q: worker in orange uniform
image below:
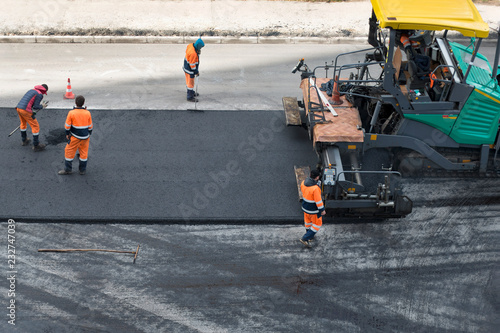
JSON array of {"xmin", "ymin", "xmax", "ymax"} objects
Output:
[
  {"xmin": 400, "ymin": 34, "xmax": 416, "ymax": 56},
  {"xmin": 183, "ymin": 38, "xmax": 205, "ymax": 102},
  {"xmin": 58, "ymin": 95, "xmax": 93, "ymax": 175},
  {"xmin": 16, "ymin": 84, "xmax": 49, "ymax": 151},
  {"xmin": 400, "ymin": 32, "xmax": 430, "ymax": 76},
  {"xmin": 299, "ymin": 169, "xmax": 326, "ymax": 248}
]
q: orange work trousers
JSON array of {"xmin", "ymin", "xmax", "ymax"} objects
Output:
[
  {"xmin": 17, "ymin": 108, "xmax": 40, "ymax": 135},
  {"xmin": 304, "ymin": 212, "xmax": 323, "ymax": 232},
  {"xmin": 65, "ymin": 136, "xmax": 90, "ymax": 161},
  {"xmin": 185, "ymin": 72, "xmax": 195, "ymax": 90}
]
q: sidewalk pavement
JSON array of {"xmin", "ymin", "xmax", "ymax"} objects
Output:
[{"xmin": 1, "ymin": 0, "xmax": 499, "ymax": 44}]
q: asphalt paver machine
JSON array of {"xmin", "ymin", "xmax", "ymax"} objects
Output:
[{"xmin": 284, "ymin": 0, "xmax": 500, "ymax": 218}]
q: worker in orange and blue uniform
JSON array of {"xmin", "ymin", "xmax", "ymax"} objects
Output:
[
  {"xmin": 183, "ymin": 38, "xmax": 205, "ymax": 102},
  {"xmin": 299, "ymin": 169, "xmax": 326, "ymax": 247},
  {"xmin": 58, "ymin": 95, "xmax": 93, "ymax": 175},
  {"xmin": 16, "ymin": 84, "xmax": 49, "ymax": 151},
  {"xmin": 400, "ymin": 32, "xmax": 430, "ymax": 76}
]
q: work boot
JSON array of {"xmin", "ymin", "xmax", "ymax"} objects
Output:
[
  {"xmin": 78, "ymin": 160, "xmax": 87, "ymax": 175},
  {"xmin": 58, "ymin": 169, "xmax": 72, "ymax": 175},
  {"xmin": 21, "ymin": 138, "xmax": 31, "ymax": 146},
  {"xmin": 32, "ymin": 143, "xmax": 46, "ymax": 152},
  {"xmin": 299, "ymin": 239, "xmax": 311, "ymax": 248},
  {"xmin": 187, "ymin": 89, "xmax": 198, "ymax": 101}
]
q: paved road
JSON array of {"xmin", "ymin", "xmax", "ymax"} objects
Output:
[
  {"xmin": 0, "ymin": 43, "xmax": 366, "ymax": 111},
  {"xmin": 2, "ymin": 43, "xmax": 497, "ymax": 110},
  {"xmin": 0, "ymin": 107, "xmax": 317, "ymax": 222}
]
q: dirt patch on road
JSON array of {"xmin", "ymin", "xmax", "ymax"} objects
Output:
[{"xmin": 46, "ymin": 128, "xmax": 68, "ymax": 146}]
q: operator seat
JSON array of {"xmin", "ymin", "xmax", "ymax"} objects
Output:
[{"xmin": 406, "ymin": 55, "xmax": 430, "ymax": 90}]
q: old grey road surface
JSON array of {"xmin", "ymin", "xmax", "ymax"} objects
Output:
[{"xmin": 2, "ymin": 203, "xmax": 499, "ymax": 332}]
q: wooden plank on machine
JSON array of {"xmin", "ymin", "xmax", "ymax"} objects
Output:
[
  {"xmin": 294, "ymin": 165, "xmax": 310, "ymax": 201},
  {"xmin": 282, "ymin": 97, "xmax": 302, "ymax": 126}
]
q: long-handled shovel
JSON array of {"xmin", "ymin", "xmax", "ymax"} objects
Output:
[{"xmin": 188, "ymin": 76, "xmax": 203, "ymax": 112}]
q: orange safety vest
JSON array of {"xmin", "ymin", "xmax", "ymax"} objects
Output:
[
  {"xmin": 401, "ymin": 34, "xmax": 419, "ymax": 49},
  {"xmin": 65, "ymin": 107, "xmax": 93, "ymax": 139},
  {"xmin": 301, "ymin": 180, "xmax": 324, "ymax": 216},
  {"xmin": 183, "ymin": 43, "xmax": 199, "ymax": 75}
]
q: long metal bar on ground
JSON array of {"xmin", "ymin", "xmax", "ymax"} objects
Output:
[
  {"xmin": 38, "ymin": 249, "xmax": 137, "ymax": 253},
  {"xmin": 38, "ymin": 246, "xmax": 141, "ymax": 263}
]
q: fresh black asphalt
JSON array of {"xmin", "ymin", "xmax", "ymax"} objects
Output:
[{"xmin": 1, "ymin": 107, "xmax": 316, "ymax": 222}]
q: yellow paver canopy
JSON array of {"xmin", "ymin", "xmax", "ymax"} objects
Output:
[{"xmin": 370, "ymin": 0, "xmax": 489, "ymax": 38}]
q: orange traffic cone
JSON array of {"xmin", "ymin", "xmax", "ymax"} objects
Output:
[
  {"xmin": 331, "ymin": 75, "xmax": 343, "ymax": 105},
  {"xmin": 64, "ymin": 78, "xmax": 75, "ymax": 99}
]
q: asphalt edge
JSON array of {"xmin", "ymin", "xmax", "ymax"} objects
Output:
[
  {"xmin": 0, "ymin": 215, "xmax": 389, "ymax": 224},
  {"xmin": 1, "ymin": 216, "xmax": 303, "ymax": 224}
]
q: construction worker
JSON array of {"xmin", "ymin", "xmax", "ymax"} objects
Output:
[
  {"xmin": 299, "ymin": 169, "xmax": 326, "ymax": 248},
  {"xmin": 16, "ymin": 84, "xmax": 49, "ymax": 151},
  {"xmin": 400, "ymin": 32, "xmax": 430, "ymax": 76},
  {"xmin": 183, "ymin": 38, "xmax": 204, "ymax": 102},
  {"xmin": 400, "ymin": 33, "xmax": 416, "ymax": 57},
  {"xmin": 58, "ymin": 95, "xmax": 93, "ymax": 175}
]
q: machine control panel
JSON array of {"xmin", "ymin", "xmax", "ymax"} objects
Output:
[{"xmin": 323, "ymin": 168, "xmax": 336, "ymax": 186}]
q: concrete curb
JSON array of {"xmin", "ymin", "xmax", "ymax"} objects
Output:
[{"xmin": 0, "ymin": 35, "xmax": 369, "ymax": 44}]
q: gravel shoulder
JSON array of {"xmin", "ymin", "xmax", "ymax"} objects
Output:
[{"xmin": 1, "ymin": 0, "xmax": 499, "ymax": 38}]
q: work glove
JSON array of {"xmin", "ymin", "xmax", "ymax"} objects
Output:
[
  {"xmin": 42, "ymin": 100, "xmax": 49, "ymax": 108},
  {"xmin": 31, "ymin": 111, "xmax": 37, "ymax": 119}
]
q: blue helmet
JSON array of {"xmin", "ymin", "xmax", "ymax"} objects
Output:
[{"xmin": 194, "ymin": 38, "xmax": 205, "ymax": 51}]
